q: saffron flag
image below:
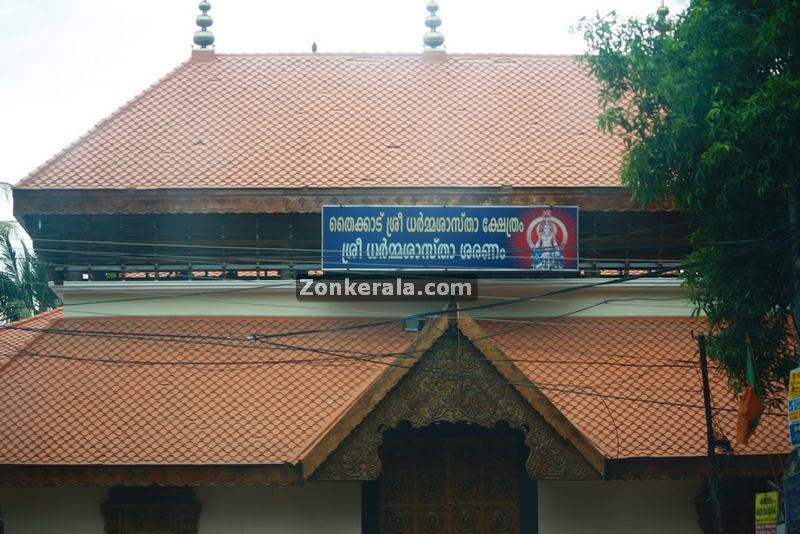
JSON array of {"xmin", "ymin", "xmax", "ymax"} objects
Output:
[{"xmin": 737, "ymin": 340, "xmax": 764, "ymax": 445}]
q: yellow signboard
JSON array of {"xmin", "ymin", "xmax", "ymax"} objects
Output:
[
  {"xmin": 789, "ymin": 369, "xmax": 800, "ymax": 401},
  {"xmin": 755, "ymin": 491, "xmax": 779, "ymax": 525}
]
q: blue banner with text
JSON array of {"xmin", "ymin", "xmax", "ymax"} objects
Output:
[{"xmin": 322, "ymin": 205, "xmax": 579, "ymax": 271}]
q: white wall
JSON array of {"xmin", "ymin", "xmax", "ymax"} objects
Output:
[
  {"xmin": 57, "ymin": 279, "xmax": 693, "ymax": 318},
  {"xmin": 1, "ymin": 480, "xmax": 702, "ymax": 533},
  {"xmin": 538, "ymin": 479, "xmax": 703, "ymax": 534},
  {"xmin": 0, "ymin": 483, "xmax": 362, "ymax": 534},
  {"xmin": 197, "ymin": 482, "xmax": 361, "ymax": 534},
  {"xmin": 197, "ymin": 483, "xmax": 361, "ymax": 534}
]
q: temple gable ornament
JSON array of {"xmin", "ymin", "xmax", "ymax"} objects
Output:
[{"xmin": 311, "ymin": 319, "xmax": 600, "ymax": 481}]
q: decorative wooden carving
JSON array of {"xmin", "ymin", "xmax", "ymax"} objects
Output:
[
  {"xmin": 313, "ymin": 329, "xmax": 597, "ymax": 480},
  {"xmin": 102, "ymin": 487, "xmax": 200, "ymax": 534}
]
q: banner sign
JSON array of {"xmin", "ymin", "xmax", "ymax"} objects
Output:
[
  {"xmin": 785, "ymin": 473, "xmax": 800, "ymax": 533},
  {"xmin": 755, "ymin": 491, "xmax": 779, "ymax": 534},
  {"xmin": 789, "ymin": 368, "xmax": 800, "ymax": 448},
  {"xmin": 321, "ymin": 205, "xmax": 579, "ymax": 271}
]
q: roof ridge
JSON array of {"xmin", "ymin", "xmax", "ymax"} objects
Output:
[
  {"xmin": 1, "ymin": 307, "xmax": 63, "ymax": 328},
  {"xmin": 214, "ymin": 52, "xmax": 581, "ymax": 59},
  {"xmin": 484, "ymin": 315, "xmax": 699, "ymax": 321},
  {"xmin": 14, "ymin": 58, "xmax": 194, "ymax": 188},
  {"xmin": 54, "ymin": 314, "xmax": 395, "ymax": 322}
]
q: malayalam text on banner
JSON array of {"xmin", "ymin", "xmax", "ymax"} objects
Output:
[
  {"xmin": 321, "ymin": 205, "xmax": 579, "ymax": 271},
  {"xmin": 755, "ymin": 491, "xmax": 779, "ymax": 534}
]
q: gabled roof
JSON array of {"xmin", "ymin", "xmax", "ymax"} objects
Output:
[
  {"xmin": 302, "ymin": 313, "xmax": 606, "ymax": 480},
  {"xmin": 0, "ymin": 310, "xmax": 788, "ymax": 484},
  {"xmin": 15, "ymin": 53, "xmax": 623, "ymax": 191}
]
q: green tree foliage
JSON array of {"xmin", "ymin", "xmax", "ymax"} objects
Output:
[
  {"xmin": 580, "ymin": 0, "xmax": 800, "ymax": 404},
  {"xmin": 0, "ymin": 185, "xmax": 59, "ymax": 323},
  {"xmin": 0, "ymin": 222, "xmax": 59, "ymax": 323}
]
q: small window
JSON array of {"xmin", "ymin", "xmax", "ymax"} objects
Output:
[{"xmin": 102, "ymin": 487, "xmax": 200, "ymax": 534}]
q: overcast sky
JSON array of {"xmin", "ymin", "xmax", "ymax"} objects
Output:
[{"xmin": 0, "ymin": 0, "xmax": 686, "ymax": 218}]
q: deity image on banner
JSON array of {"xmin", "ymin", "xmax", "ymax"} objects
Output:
[{"xmin": 527, "ymin": 209, "xmax": 568, "ymax": 270}]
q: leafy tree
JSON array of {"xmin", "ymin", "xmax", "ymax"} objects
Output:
[
  {"xmin": 580, "ymin": 0, "xmax": 800, "ymax": 404},
  {"xmin": 0, "ymin": 185, "xmax": 59, "ymax": 323}
]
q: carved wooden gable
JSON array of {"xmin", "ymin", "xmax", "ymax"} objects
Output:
[{"xmin": 311, "ymin": 321, "xmax": 601, "ymax": 481}]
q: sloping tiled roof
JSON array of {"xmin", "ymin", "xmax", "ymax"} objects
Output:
[
  {"xmin": 480, "ymin": 317, "xmax": 788, "ymax": 459},
  {"xmin": 16, "ymin": 53, "xmax": 623, "ymax": 191},
  {"xmin": 0, "ymin": 311, "xmax": 410, "ymax": 465},
  {"xmin": 0, "ymin": 311, "xmax": 787, "ymax": 469}
]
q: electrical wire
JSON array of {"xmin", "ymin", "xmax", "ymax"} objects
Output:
[
  {"xmin": 0, "ymin": 236, "xmax": 790, "ymax": 413},
  {"xmin": 0, "ymin": 282, "xmax": 731, "ymax": 376},
  {"xmin": 3, "ymin": 332, "xmax": 784, "ymax": 419},
  {"xmin": 6, "ymin": 221, "xmax": 787, "ymax": 276},
  {"xmin": 15, "ymin": 215, "xmax": 705, "ymax": 252},
  {"xmin": 0, "ymin": 240, "xmax": 777, "ymax": 343}
]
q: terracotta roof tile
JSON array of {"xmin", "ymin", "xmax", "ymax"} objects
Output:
[
  {"xmin": 483, "ymin": 316, "xmax": 788, "ymax": 459},
  {"xmin": 0, "ymin": 312, "xmax": 413, "ymax": 465},
  {"xmin": 0, "ymin": 310, "xmax": 63, "ymax": 370},
  {"xmin": 0, "ymin": 312, "xmax": 786, "ymax": 467},
  {"xmin": 16, "ymin": 54, "xmax": 623, "ymax": 191}
]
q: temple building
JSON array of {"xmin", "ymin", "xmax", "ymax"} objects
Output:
[{"xmin": 0, "ymin": 2, "xmax": 790, "ymax": 533}]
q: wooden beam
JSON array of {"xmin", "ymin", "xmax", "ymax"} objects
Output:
[
  {"xmin": 0, "ymin": 464, "xmax": 302, "ymax": 487},
  {"xmin": 605, "ymin": 454, "xmax": 788, "ymax": 481},
  {"xmin": 13, "ymin": 187, "xmax": 672, "ymax": 216}
]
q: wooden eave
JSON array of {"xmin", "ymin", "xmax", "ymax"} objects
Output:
[
  {"xmin": 12, "ymin": 186, "xmax": 672, "ymax": 216},
  {"xmin": 0, "ymin": 453, "xmax": 787, "ymax": 486},
  {"xmin": 605, "ymin": 454, "xmax": 789, "ymax": 481},
  {"xmin": 0, "ymin": 464, "xmax": 302, "ymax": 487}
]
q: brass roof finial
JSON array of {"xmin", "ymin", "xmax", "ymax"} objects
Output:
[
  {"xmin": 423, "ymin": 1, "xmax": 445, "ymax": 49},
  {"xmin": 193, "ymin": 1, "xmax": 215, "ymax": 49},
  {"xmin": 655, "ymin": 1, "xmax": 670, "ymax": 35}
]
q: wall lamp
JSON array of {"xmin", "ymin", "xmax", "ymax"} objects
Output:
[{"xmin": 402, "ymin": 318, "xmax": 426, "ymax": 333}]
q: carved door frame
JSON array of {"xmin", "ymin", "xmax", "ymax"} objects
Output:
[{"xmin": 367, "ymin": 422, "xmax": 539, "ymax": 534}]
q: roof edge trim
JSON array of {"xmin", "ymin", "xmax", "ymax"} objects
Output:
[
  {"xmin": 456, "ymin": 313, "xmax": 607, "ymax": 474},
  {"xmin": 14, "ymin": 187, "xmax": 665, "ymax": 216},
  {"xmin": 298, "ymin": 314, "xmax": 451, "ymax": 476},
  {"xmin": 0, "ymin": 463, "xmax": 302, "ymax": 487}
]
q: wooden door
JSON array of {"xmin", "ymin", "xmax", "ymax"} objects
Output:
[{"xmin": 380, "ymin": 435, "xmax": 520, "ymax": 534}]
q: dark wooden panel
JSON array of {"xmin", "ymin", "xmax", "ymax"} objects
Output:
[
  {"xmin": 380, "ymin": 435, "xmax": 521, "ymax": 534},
  {"xmin": 14, "ymin": 187, "xmax": 670, "ymax": 216}
]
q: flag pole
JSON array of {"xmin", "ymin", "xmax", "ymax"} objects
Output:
[{"xmin": 699, "ymin": 333, "xmax": 723, "ymax": 534}]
